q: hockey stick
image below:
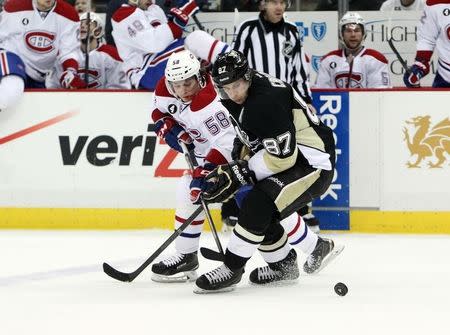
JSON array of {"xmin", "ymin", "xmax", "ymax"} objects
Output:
[
  {"xmin": 84, "ymin": 12, "xmax": 90, "ymax": 87},
  {"xmin": 192, "ymin": 13, "xmax": 205, "ymax": 31},
  {"xmin": 179, "ymin": 142, "xmax": 225, "ymax": 259},
  {"xmin": 388, "ymin": 38, "xmax": 409, "ymax": 73},
  {"xmin": 103, "ymin": 206, "xmax": 203, "ymax": 282}
]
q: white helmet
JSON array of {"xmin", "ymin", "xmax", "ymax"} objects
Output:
[
  {"xmin": 165, "ymin": 50, "xmax": 202, "ymax": 82},
  {"xmin": 339, "ymin": 12, "xmax": 366, "ymax": 40},
  {"xmin": 80, "ymin": 12, "xmax": 104, "ymax": 40}
]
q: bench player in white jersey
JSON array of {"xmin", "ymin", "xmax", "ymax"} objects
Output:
[
  {"xmin": 404, "ymin": 0, "xmax": 450, "ymax": 88},
  {"xmin": 380, "ymin": 0, "xmax": 425, "ymax": 11},
  {"xmin": 0, "ymin": 0, "xmax": 85, "ymax": 89},
  {"xmin": 46, "ymin": 12, "xmax": 130, "ymax": 89},
  {"xmin": 149, "ymin": 50, "xmax": 235, "ymax": 282},
  {"xmin": 315, "ymin": 12, "xmax": 391, "ymax": 88},
  {"xmin": 111, "ymin": 0, "xmax": 230, "ymax": 90}
]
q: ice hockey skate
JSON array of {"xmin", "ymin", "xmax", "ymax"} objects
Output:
[
  {"xmin": 249, "ymin": 249, "xmax": 299, "ymax": 285},
  {"xmin": 303, "ymin": 237, "xmax": 344, "ymax": 274},
  {"xmin": 194, "ymin": 264, "xmax": 244, "ymax": 294},
  {"xmin": 151, "ymin": 252, "xmax": 199, "ymax": 283}
]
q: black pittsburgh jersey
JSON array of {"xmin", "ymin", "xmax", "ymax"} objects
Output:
[{"xmin": 222, "ymin": 71, "xmax": 335, "ymax": 181}]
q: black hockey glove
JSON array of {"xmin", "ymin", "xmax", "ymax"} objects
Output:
[
  {"xmin": 202, "ymin": 160, "xmax": 256, "ymax": 203},
  {"xmin": 231, "ymin": 137, "xmax": 252, "ymax": 160}
]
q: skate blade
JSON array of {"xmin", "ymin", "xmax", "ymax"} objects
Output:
[
  {"xmin": 307, "ymin": 244, "xmax": 345, "ymax": 275},
  {"xmin": 249, "ymin": 278, "xmax": 299, "ymax": 287},
  {"xmin": 151, "ymin": 270, "xmax": 198, "ymax": 283},
  {"xmin": 193, "ymin": 285, "xmax": 237, "ymax": 294}
]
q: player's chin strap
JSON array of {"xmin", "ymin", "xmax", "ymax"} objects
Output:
[{"xmin": 179, "ymin": 141, "xmax": 225, "ymax": 261}]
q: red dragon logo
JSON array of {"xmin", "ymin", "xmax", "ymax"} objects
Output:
[{"xmin": 25, "ymin": 31, "xmax": 56, "ymax": 53}]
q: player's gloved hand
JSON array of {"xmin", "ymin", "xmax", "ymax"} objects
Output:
[
  {"xmin": 403, "ymin": 60, "xmax": 429, "ymax": 88},
  {"xmin": 231, "ymin": 136, "xmax": 251, "ymax": 160},
  {"xmin": 169, "ymin": 0, "xmax": 199, "ymax": 29},
  {"xmin": 60, "ymin": 69, "xmax": 87, "ymax": 89},
  {"xmin": 202, "ymin": 160, "xmax": 256, "ymax": 203},
  {"xmin": 155, "ymin": 117, "xmax": 193, "ymax": 153},
  {"xmin": 189, "ymin": 163, "xmax": 215, "ymax": 204}
]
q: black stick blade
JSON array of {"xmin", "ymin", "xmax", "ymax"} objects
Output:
[
  {"xmin": 103, "ymin": 262, "xmax": 134, "ymax": 282},
  {"xmin": 200, "ymin": 247, "xmax": 224, "ymax": 262}
]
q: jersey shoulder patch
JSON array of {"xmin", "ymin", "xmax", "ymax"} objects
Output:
[
  {"xmin": 54, "ymin": 0, "xmax": 79, "ymax": 22},
  {"xmin": 190, "ymin": 76, "xmax": 217, "ymax": 112},
  {"xmin": 155, "ymin": 76, "xmax": 173, "ymax": 98},
  {"xmin": 112, "ymin": 5, "xmax": 137, "ymax": 23},
  {"xmin": 322, "ymin": 49, "xmax": 342, "ymax": 61},
  {"xmin": 362, "ymin": 49, "xmax": 388, "ymax": 64},
  {"xmin": 4, "ymin": 0, "xmax": 33, "ymax": 13},
  {"xmin": 97, "ymin": 44, "xmax": 122, "ymax": 62}
]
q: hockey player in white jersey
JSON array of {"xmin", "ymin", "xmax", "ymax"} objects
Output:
[
  {"xmin": 315, "ymin": 12, "xmax": 391, "ymax": 88},
  {"xmin": 111, "ymin": 0, "xmax": 230, "ymax": 90},
  {"xmin": 404, "ymin": 0, "xmax": 450, "ymax": 88},
  {"xmin": 380, "ymin": 0, "xmax": 425, "ymax": 11},
  {"xmin": 46, "ymin": 12, "xmax": 130, "ymax": 89},
  {"xmin": 149, "ymin": 50, "xmax": 235, "ymax": 282},
  {"xmin": 0, "ymin": 0, "xmax": 86, "ymax": 89}
]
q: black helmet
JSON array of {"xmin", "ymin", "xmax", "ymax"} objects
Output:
[{"xmin": 212, "ymin": 50, "xmax": 252, "ymax": 87}]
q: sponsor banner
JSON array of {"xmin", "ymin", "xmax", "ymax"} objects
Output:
[
  {"xmin": 0, "ymin": 91, "xmax": 187, "ymax": 208},
  {"xmin": 311, "ymin": 91, "xmax": 350, "ymax": 230},
  {"xmin": 379, "ymin": 91, "xmax": 450, "ymax": 211},
  {"xmin": 188, "ymin": 12, "xmax": 338, "ymax": 84}
]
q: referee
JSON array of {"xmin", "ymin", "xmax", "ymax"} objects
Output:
[
  {"xmin": 228, "ymin": 0, "xmax": 321, "ymax": 233},
  {"xmin": 233, "ymin": 0, "xmax": 312, "ymax": 103}
]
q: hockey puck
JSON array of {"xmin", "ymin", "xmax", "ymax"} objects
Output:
[{"xmin": 334, "ymin": 282, "xmax": 348, "ymax": 296}]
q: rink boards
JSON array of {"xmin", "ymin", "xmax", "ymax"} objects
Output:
[{"xmin": 0, "ymin": 89, "xmax": 449, "ymax": 233}]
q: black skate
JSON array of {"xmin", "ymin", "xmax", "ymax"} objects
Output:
[
  {"xmin": 194, "ymin": 264, "xmax": 244, "ymax": 294},
  {"xmin": 151, "ymin": 252, "xmax": 199, "ymax": 283},
  {"xmin": 249, "ymin": 249, "xmax": 299, "ymax": 285},
  {"xmin": 303, "ymin": 237, "xmax": 344, "ymax": 274}
]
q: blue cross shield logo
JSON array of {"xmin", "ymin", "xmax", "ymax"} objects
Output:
[
  {"xmin": 311, "ymin": 55, "xmax": 322, "ymax": 73},
  {"xmin": 311, "ymin": 22, "xmax": 327, "ymax": 41}
]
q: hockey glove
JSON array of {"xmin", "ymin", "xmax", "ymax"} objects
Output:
[
  {"xmin": 403, "ymin": 60, "xmax": 430, "ymax": 88},
  {"xmin": 60, "ymin": 69, "xmax": 87, "ymax": 89},
  {"xmin": 155, "ymin": 117, "xmax": 193, "ymax": 153},
  {"xmin": 231, "ymin": 136, "xmax": 252, "ymax": 161},
  {"xmin": 169, "ymin": 0, "xmax": 199, "ymax": 29},
  {"xmin": 189, "ymin": 163, "xmax": 216, "ymax": 204},
  {"xmin": 202, "ymin": 160, "xmax": 256, "ymax": 203}
]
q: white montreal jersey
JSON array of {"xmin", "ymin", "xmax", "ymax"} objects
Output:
[
  {"xmin": 46, "ymin": 45, "xmax": 130, "ymax": 89},
  {"xmin": 112, "ymin": 4, "xmax": 175, "ymax": 74},
  {"xmin": 417, "ymin": 0, "xmax": 450, "ymax": 82},
  {"xmin": 380, "ymin": 0, "xmax": 425, "ymax": 11},
  {"xmin": 314, "ymin": 47, "xmax": 391, "ymax": 88},
  {"xmin": 152, "ymin": 76, "xmax": 235, "ymax": 164},
  {"xmin": 0, "ymin": 0, "xmax": 79, "ymax": 82}
]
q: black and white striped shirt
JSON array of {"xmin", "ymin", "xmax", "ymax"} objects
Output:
[{"xmin": 233, "ymin": 12, "xmax": 312, "ymax": 103}]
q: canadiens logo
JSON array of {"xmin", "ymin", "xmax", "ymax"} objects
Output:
[
  {"xmin": 446, "ymin": 24, "xmax": 450, "ymax": 40},
  {"xmin": 334, "ymin": 72, "xmax": 363, "ymax": 88},
  {"xmin": 403, "ymin": 116, "xmax": 450, "ymax": 168},
  {"xmin": 25, "ymin": 31, "xmax": 56, "ymax": 53}
]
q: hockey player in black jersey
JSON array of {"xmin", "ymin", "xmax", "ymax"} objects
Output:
[{"xmin": 194, "ymin": 50, "xmax": 342, "ymax": 293}]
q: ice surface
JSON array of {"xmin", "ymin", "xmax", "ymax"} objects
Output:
[{"xmin": 1, "ymin": 230, "xmax": 449, "ymax": 335}]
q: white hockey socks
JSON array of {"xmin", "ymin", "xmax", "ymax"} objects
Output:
[{"xmin": 280, "ymin": 213, "xmax": 318, "ymax": 255}]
